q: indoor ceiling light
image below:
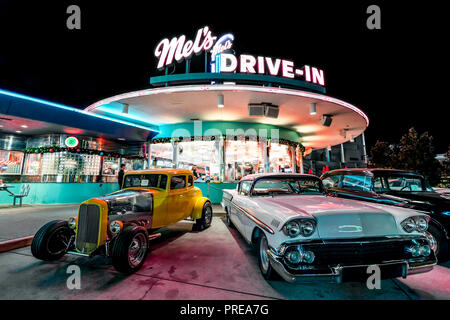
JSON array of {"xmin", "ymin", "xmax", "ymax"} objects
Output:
[
  {"xmin": 21, "ymin": 124, "xmax": 28, "ymax": 128},
  {"xmin": 218, "ymin": 94, "xmax": 224, "ymax": 108},
  {"xmin": 15, "ymin": 130, "xmax": 22, "ymax": 133},
  {"xmin": 310, "ymin": 102, "xmax": 317, "ymax": 115}
]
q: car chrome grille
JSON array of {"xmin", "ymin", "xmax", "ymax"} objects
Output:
[
  {"xmin": 301, "ymin": 239, "xmax": 423, "ymax": 266},
  {"xmin": 75, "ymin": 204, "xmax": 101, "ymax": 254}
]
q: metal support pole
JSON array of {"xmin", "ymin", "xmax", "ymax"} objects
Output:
[
  {"xmin": 299, "ymin": 148, "xmax": 304, "ymax": 174},
  {"xmin": 291, "ymin": 146, "xmax": 297, "ymax": 173},
  {"xmin": 147, "ymin": 141, "xmax": 151, "ymax": 169},
  {"xmin": 172, "ymin": 141, "xmax": 178, "ymax": 168},
  {"xmin": 264, "ymin": 139, "xmax": 270, "ymax": 173},
  {"xmin": 340, "ymin": 143, "xmax": 345, "ymax": 164},
  {"xmin": 326, "ymin": 147, "xmax": 331, "ymax": 163},
  {"xmin": 361, "ymin": 132, "xmax": 368, "ymax": 165},
  {"xmin": 219, "ymin": 138, "xmax": 225, "ymax": 182}
]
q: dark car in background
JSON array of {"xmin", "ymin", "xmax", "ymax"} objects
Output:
[{"xmin": 320, "ymin": 168, "xmax": 450, "ymax": 261}]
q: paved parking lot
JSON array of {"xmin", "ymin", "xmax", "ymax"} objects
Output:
[{"xmin": 0, "ymin": 213, "xmax": 449, "ymax": 300}]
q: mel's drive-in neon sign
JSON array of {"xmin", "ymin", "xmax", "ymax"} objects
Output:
[{"xmin": 154, "ymin": 26, "xmax": 325, "ymax": 86}]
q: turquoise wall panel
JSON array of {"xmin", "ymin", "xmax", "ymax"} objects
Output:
[
  {"xmin": 195, "ymin": 182, "xmax": 237, "ymax": 204},
  {"xmin": 155, "ymin": 121, "xmax": 301, "ymax": 142},
  {"xmin": 0, "ymin": 182, "xmax": 236, "ymax": 205},
  {"xmin": 0, "ymin": 183, "xmax": 119, "ymax": 205}
]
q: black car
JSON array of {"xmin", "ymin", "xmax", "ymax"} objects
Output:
[{"xmin": 321, "ymin": 168, "xmax": 450, "ymax": 261}]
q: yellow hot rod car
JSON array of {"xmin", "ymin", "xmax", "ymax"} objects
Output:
[{"xmin": 31, "ymin": 169, "xmax": 213, "ymax": 273}]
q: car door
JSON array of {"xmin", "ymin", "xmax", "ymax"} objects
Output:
[
  {"xmin": 183, "ymin": 174, "xmax": 196, "ymax": 219},
  {"xmin": 167, "ymin": 175, "xmax": 189, "ymax": 224},
  {"xmin": 231, "ymin": 180, "xmax": 253, "ymax": 233}
]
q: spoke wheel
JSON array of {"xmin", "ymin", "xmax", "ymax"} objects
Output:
[
  {"xmin": 46, "ymin": 228, "xmax": 71, "ymax": 255},
  {"xmin": 193, "ymin": 202, "xmax": 213, "ymax": 231},
  {"xmin": 128, "ymin": 233, "xmax": 148, "ymax": 268},
  {"xmin": 31, "ymin": 220, "xmax": 73, "ymax": 261},
  {"xmin": 204, "ymin": 205, "xmax": 212, "ymax": 226},
  {"xmin": 112, "ymin": 227, "xmax": 149, "ymax": 274}
]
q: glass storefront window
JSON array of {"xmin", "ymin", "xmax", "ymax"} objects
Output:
[
  {"xmin": 225, "ymin": 140, "xmax": 264, "ymax": 181},
  {"xmin": 122, "ymin": 158, "xmax": 146, "ymax": 171},
  {"xmin": 24, "ymin": 152, "xmax": 101, "ymax": 177},
  {"xmin": 24, "ymin": 153, "xmax": 42, "ymax": 175},
  {"xmin": 177, "ymin": 141, "xmax": 220, "ymax": 179},
  {"xmin": 0, "ymin": 150, "xmax": 24, "ymax": 174},
  {"xmin": 269, "ymin": 143, "xmax": 293, "ymax": 173},
  {"xmin": 80, "ymin": 154, "xmax": 101, "ymax": 175},
  {"xmin": 103, "ymin": 157, "xmax": 119, "ymax": 176},
  {"xmin": 151, "ymin": 143, "xmax": 173, "ymax": 168}
]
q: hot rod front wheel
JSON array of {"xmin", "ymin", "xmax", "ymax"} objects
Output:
[
  {"xmin": 31, "ymin": 220, "xmax": 73, "ymax": 261},
  {"xmin": 193, "ymin": 202, "xmax": 213, "ymax": 231},
  {"xmin": 111, "ymin": 226, "xmax": 149, "ymax": 274}
]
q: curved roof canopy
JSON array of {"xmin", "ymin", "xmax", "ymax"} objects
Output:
[{"xmin": 86, "ymin": 84, "xmax": 368, "ymax": 150}]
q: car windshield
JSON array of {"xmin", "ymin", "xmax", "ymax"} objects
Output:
[
  {"xmin": 123, "ymin": 173, "xmax": 168, "ymax": 190},
  {"xmin": 252, "ymin": 177, "xmax": 324, "ymax": 196},
  {"xmin": 375, "ymin": 174, "xmax": 434, "ymax": 192}
]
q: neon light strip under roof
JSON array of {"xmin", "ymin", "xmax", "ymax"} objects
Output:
[
  {"xmin": 85, "ymin": 84, "xmax": 369, "ymax": 127},
  {"xmin": 0, "ymin": 88, "xmax": 160, "ymax": 133}
]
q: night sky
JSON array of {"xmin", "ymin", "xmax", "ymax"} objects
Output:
[{"xmin": 0, "ymin": 1, "xmax": 447, "ymax": 153}]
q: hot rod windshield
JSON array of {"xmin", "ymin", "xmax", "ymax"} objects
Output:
[
  {"xmin": 124, "ymin": 173, "xmax": 168, "ymax": 190},
  {"xmin": 253, "ymin": 177, "xmax": 324, "ymax": 196}
]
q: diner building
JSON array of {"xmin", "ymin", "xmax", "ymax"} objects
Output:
[{"xmin": 0, "ymin": 27, "xmax": 369, "ymax": 204}]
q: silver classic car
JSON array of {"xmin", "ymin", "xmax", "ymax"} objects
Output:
[{"xmin": 222, "ymin": 173, "xmax": 437, "ymax": 283}]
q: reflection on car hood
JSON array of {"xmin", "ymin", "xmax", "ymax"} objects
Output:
[
  {"xmin": 251, "ymin": 195, "xmax": 428, "ymax": 238},
  {"xmin": 255, "ymin": 195, "xmax": 402, "ymax": 216}
]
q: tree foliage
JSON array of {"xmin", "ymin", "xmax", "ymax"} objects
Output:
[{"xmin": 369, "ymin": 128, "xmax": 443, "ymax": 186}]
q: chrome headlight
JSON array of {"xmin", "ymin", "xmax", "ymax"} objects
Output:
[
  {"xmin": 68, "ymin": 217, "xmax": 77, "ymax": 229},
  {"xmin": 401, "ymin": 216, "xmax": 429, "ymax": 233},
  {"xmin": 416, "ymin": 217, "xmax": 428, "ymax": 232},
  {"xmin": 300, "ymin": 220, "xmax": 316, "ymax": 237},
  {"xmin": 284, "ymin": 246, "xmax": 315, "ymax": 265},
  {"xmin": 284, "ymin": 221, "xmax": 301, "ymax": 237},
  {"xmin": 109, "ymin": 221, "xmax": 123, "ymax": 235},
  {"xmin": 401, "ymin": 217, "xmax": 417, "ymax": 233},
  {"xmin": 283, "ymin": 219, "xmax": 316, "ymax": 238}
]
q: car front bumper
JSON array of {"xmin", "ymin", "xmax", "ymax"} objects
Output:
[{"xmin": 266, "ymin": 247, "xmax": 437, "ymax": 284}]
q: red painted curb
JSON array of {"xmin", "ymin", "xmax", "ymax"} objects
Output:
[{"xmin": 0, "ymin": 236, "xmax": 34, "ymax": 253}]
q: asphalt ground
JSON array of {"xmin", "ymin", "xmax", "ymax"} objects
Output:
[{"xmin": 0, "ymin": 205, "xmax": 448, "ymax": 300}]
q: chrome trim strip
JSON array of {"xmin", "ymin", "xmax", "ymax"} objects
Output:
[
  {"xmin": 267, "ymin": 248, "xmax": 436, "ymax": 283},
  {"xmin": 231, "ymin": 201, "xmax": 274, "ymax": 234},
  {"xmin": 280, "ymin": 235, "xmax": 428, "ymax": 247},
  {"xmin": 67, "ymin": 251, "xmax": 91, "ymax": 257}
]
